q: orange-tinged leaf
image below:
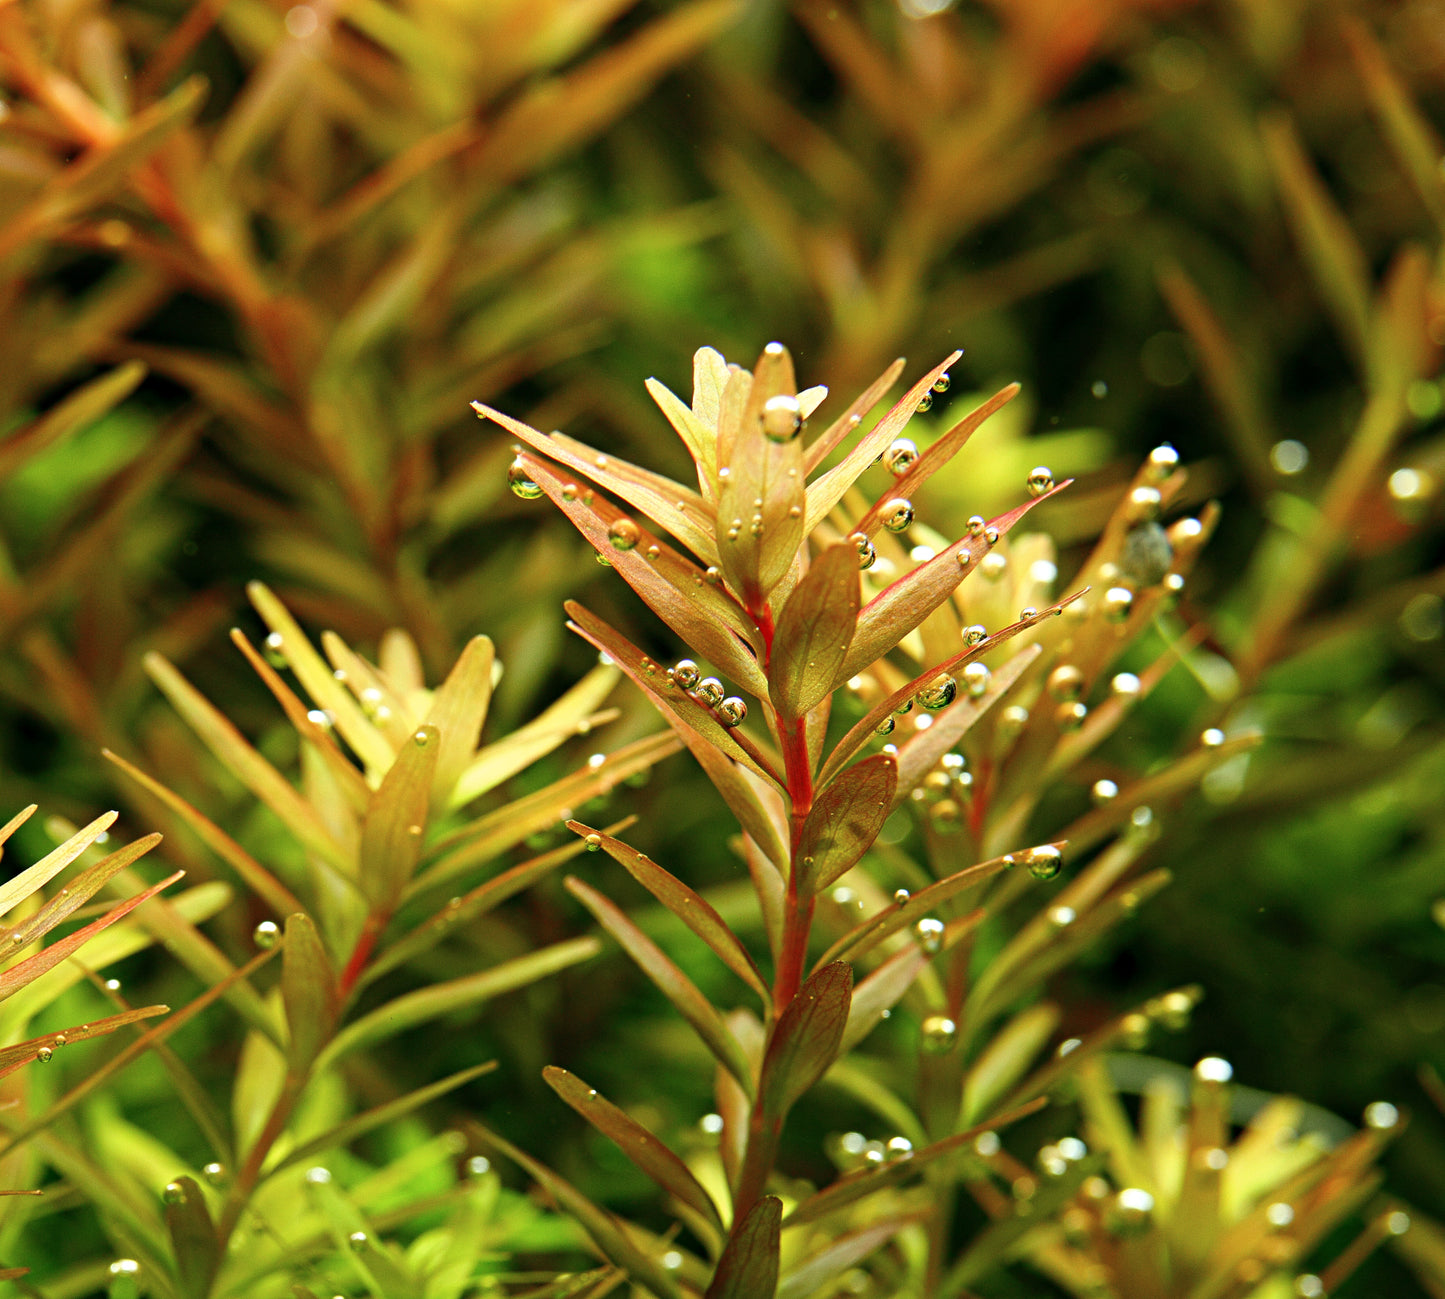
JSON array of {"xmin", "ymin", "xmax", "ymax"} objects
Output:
[
  {"xmin": 0, "ymin": 810, "xmax": 117, "ymax": 920},
  {"xmin": 803, "ymin": 359, "xmax": 906, "ymax": 474},
  {"xmin": 567, "ymin": 876, "xmax": 754, "ymax": 1095},
  {"xmin": 837, "ymin": 483, "xmax": 1070, "ymax": 682},
  {"xmin": 796, "ymin": 755, "xmax": 896, "ymax": 894},
  {"xmin": 715, "ymin": 342, "xmax": 806, "ymax": 604},
  {"xmin": 543, "ymin": 1066, "xmax": 724, "ymax": 1235},
  {"xmin": 4, "ymin": 832, "xmax": 161, "ymax": 949},
  {"xmin": 769, "ymin": 543, "xmax": 859, "ymax": 719},
  {"xmin": 282, "ymin": 913, "xmax": 335, "ymax": 1070},
  {"xmin": 0, "ymin": 1005, "xmax": 169, "ymax": 1079},
  {"xmin": 566, "ymin": 821, "xmax": 768, "ymax": 1004},
  {"xmin": 163, "ymin": 1176, "xmax": 219, "ymax": 1299},
  {"xmin": 706, "ymin": 1196, "xmax": 781, "ymax": 1299},
  {"xmin": 760, "ymin": 961, "xmax": 852, "ymax": 1118},
  {"xmin": 421, "ymin": 635, "xmax": 494, "ymax": 811},
  {"xmin": 358, "ymin": 725, "xmax": 438, "ymax": 909},
  {"xmin": 646, "ymin": 375, "xmax": 716, "ymax": 496}
]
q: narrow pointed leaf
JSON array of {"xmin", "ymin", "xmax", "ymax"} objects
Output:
[
  {"xmin": 837, "ymin": 483, "xmax": 1069, "ymax": 682},
  {"xmin": 544, "ymin": 1067, "xmax": 724, "ymax": 1234},
  {"xmin": 274, "ymin": 1061, "xmax": 496, "ymax": 1175},
  {"xmin": 803, "ymin": 359, "xmax": 906, "ymax": 474},
  {"xmin": 760, "ymin": 962, "xmax": 852, "ymax": 1118},
  {"xmin": 421, "ymin": 635, "xmax": 494, "ymax": 810},
  {"xmin": 777, "ymin": 1215, "xmax": 923, "ymax": 1299},
  {"xmin": 5, "ymin": 833, "xmax": 162, "ymax": 949},
  {"xmin": 360, "ymin": 725, "xmax": 438, "ymax": 908},
  {"xmin": 0, "ymin": 804, "xmax": 36, "ymax": 850},
  {"xmin": 317, "ymin": 937, "xmax": 599, "ymax": 1071},
  {"xmin": 840, "ymin": 943, "xmax": 929, "ymax": 1054},
  {"xmin": 961, "ymin": 1003, "xmax": 1061, "ymax": 1126},
  {"xmin": 566, "ymin": 822, "xmax": 768, "ymax": 1003},
  {"xmin": 282, "ymin": 913, "xmax": 335, "ymax": 1071},
  {"xmin": 796, "ymin": 756, "xmax": 896, "ymax": 894},
  {"xmin": 705, "ymin": 1195, "xmax": 781, "ymax": 1299},
  {"xmin": 163, "ymin": 1177, "xmax": 219, "ymax": 1299},
  {"xmin": 647, "ymin": 376, "xmax": 715, "ymax": 493},
  {"xmin": 0, "ymin": 811, "xmax": 117, "ymax": 920},
  {"xmin": 0, "ymin": 362, "xmax": 147, "ymax": 481},
  {"xmin": 472, "ymin": 1122, "xmax": 683, "ymax": 1299},
  {"xmin": 770, "ymin": 543, "xmax": 859, "ymax": 719},
  {"xmin": 567, "ymin": 877, "xmax": 754, "ymax": 1095},
  {"xmin": 0, "ymin": 1006, "xmax": 169, "ymax": 1079}
]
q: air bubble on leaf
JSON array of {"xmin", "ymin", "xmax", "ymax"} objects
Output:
[
  {"xmin": 584, "ymin": 834, "xmax": 602, "ymax": 852},
  {"xmin": 1023, "ymin": 845, "xmax": 1063, "ymax": 880},
  {"xmin": 36, "ymin": 1046, "xmax": 52, "ymax": 1062},
  {"xmin": 1038, "ymin": 1146, "xmax": 1069, "ymax": 1177},
  {"xmin": 1363, "ymin": 1101, "xmax": 1399, "ymax": 1129},
  {"xmin": 699, "ymin": 1113, "xmax": 724, "ymax": 1135},
  {"xmin": 1056, "ymin": 701, "xmax": 1087, "ymax": 730},
  {"xmin": 608, "ymin": 518, "xmax": 641, "ymax": 552},
  {"xmin": 980, "ymin": 553, "xmax": 1007, "ymax": 581},
  {"xmin": 941, "ymin": 752, "xmax": 965, "ymax": 772},
  {"xmin": 109, "ymin": 1260, "xmax": 140, "ymax": 1277},
  {"xmin": 962, "ymin": 662, "xmax": 991, "ymax": 698},
  {"xmin": 1201, "ymin": 727, "xmax": 1226, "ymax": 747},
  {"xmin": 1027, "ymin": 467, "xmax": 1055, "ymax": 497},
  {"xmin": 1386, "ymin": 1210, "xmax": 1411, "ymax": 1235},
  {"xmin": 507, "ymin": 459, "xmax": 543, "ymax": 500},
  {"xmin": 1265, "ymin": 1202, "xmax": 1295, "ymax": 1228},
  {"xmin": 832, "ymin": 887, "xmax": 858, "ymax": 907},
  {"xmin": 1295, "ymin": 1275, "xmax": 1325, "ymax": 1297},
  {"xmin": 932, "ymin": 372, "xmax": 951, "ymax": 394},
  {"xmin": 1154, "ymin": 989, "xmax": 1195, "ymax": 1029},
  {"xmin": 884, "ymin": 439, "xmax": 919, "ymax": 476},
  {"xmin": 704, "ymin": 566, "xmax": 722, "ymax": 585},
  {"xmin": 881, "ymin": 498, "xmax": 915, "ymax": 533},
  {"xmin": 918, "ymin": 675, "xmax": 957, "ymax": 710},
  {"xmin": 1111, "ymin": 672, "xmax": 1141, "ymax": 698},
  {"xmin": 1058, "ymin": 1137, "xmax": 1087, "ymax": 1161},
  {"xmin": 893, "ymin": 888, "xmax": 911, "ymax": 904},
  {"xmin": 1146, "ymin": 443, "xmax": 1179, "ymax": 480},
  {"xmin": 253, "ymin": 920, "xmax": 280, "ymax": 950},
  {"xmin": 886, "ymin": 1136, "xmax": 914, "ymax": 1159},
  {"xmin": 561, "ymin": 483, "xmax": 578, "ymax": 501},
  {"xmin": 466, "ymin": 1155, "xmax": 492, "ymax": 1176},
  {"xmin": 1109, "ymin": 1188, "xmax": 1155, "ymax": 1235},
  {"xmin": 916, "ymin": 391, "xmax": 933, "ymax": 413},
  {"xmin": 929, "ymin": 798, "xmax": 960, "ymax": 831},
  {"xmin": 1128, "ymin": 486, "xmax": 1162, "ymax": 524},
  {"xmin": 875, "ymin": 716, "xmax": 895, "ymax": 736},
  {"xmin": 413, "ymin": 730, "xmax": 430, "ymax": 747},
  {"xmin": 1030, "ymin": 559, "xmax": 1059, "ymax": 585},
  {"xmin": 263, "ymin": 632, "xmax": 287, "ymax": 668},
  {"xmin": 962, "ymin": 624, "xmax": 989, "ymax": 647},
  {"xmin": 693, "ymin": 677, "xmax": 725, "ymax": 708},
  {"xmin": 304, "ymin": 1166, "xmax": 332, "ymax": 1185},
  {"xmin": 910, "ymin": 544, "xmax": 935, "ymax": 562},
  {"xmin": 306, "ymin": 709, "xmax": 334, "ymax": 729},
  {"xmin": 913, "ymin": 917, "xmax": 945, "ymax": 953},
  {"xmin": 162, "ymin": 1182, "xmax": 186, "ymax": 1205},
  {"xmin": 1195, "ymin": 1056, "xmax": 1233, "ymax": 1083},
  {"xmin": 974, "ymin": 1130, "xmax": 1001, "ymax": 1156},
  {"xmin": 984, "ymin": 526, "xmax": 1000, "ymax": 544},
  {"xmin": 912, "ymin": 713, "xmax": 933, "ymax": 732},
  {"xmin": 956, "ymin": 550, "xmax": 971, "ymax": 569},
  {"xmin": 717, "ymin": 697, "xmax": 748, "ymax": 727},
  {"xmin": 348, "ymin": 1231, "xmax": 369, "ymax": 1250},
  {"xmin": 673, "ymin": 659, "xmax": 700, "ymax": 690},
  {"xmin": 760, "ymin": 393, "xmax": 804, "ymax": 441},
  {"xmin": 1020, "ymin": 607, "xmax": 1038, "ymax": 620},
  {"xmin": 1048, "ymin": 906, "xmax": 1076, "ymax": 927},
  {"xmin": 1120, "ymin": 1013, "xmax": 1150, "ymax": 1049},
  {"xmin": 856, "ymin": 538, "xmax": 877, "ymax": 570},
  {"xmin": 967, "ymin": 515, "xmax": 986, "ymax": 536},
  {"xmin": 920, "ymin": 1014, "xmax": 957, "ymax": 1052},
  {"xmin": 202, "ymin": 1162, "xmax": 226, "ymax": 1185}
]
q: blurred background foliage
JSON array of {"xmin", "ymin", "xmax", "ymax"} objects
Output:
[{"xmin": 1, "ymin": 0, "xmax": 1443, "ymax": 1293}]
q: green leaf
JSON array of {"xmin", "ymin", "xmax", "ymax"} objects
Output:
[
  {"xmin": 566, "ymin": 877, "xmax": 754, "ymax": 1096},
  {"xmin": 836, "ymin": 486, "xmax": 1069, "ymax": 684},
  {"xmin": 961, "ymin": 1003, "xmax": 1061, "ymax": 1126},
  {"xmin": 0, "ymin": 1006, "xmax": 169, "ymax": 1079},
  {"xmin": 359, "ymin": 725, "xmax": 438, "ymax": 909},
  {"xmin": 282, "ymin": 913, "xmax": 335, "ymax": 1071},
  {"xmin": 760, "ymin": 962, "xmax": 852, "ymax": 1118},
  {"xmin": 317, "ymin": 936, "xmax": 599, "ymax": 1071},
  {"xmin": 796, "ymin": 755, "xmax": 896, "ymax": 894},
  {"xmin": 646, "ymin": 375, "xmax": 715, "ymax": 491},
  {"xmin": 163, "ymin": 1177, "xmax": 219, "ymax": 1299},
  {"xmin": 566, "ymin": 821, "xmax": 768, "ymax": 1004},
  {"xmin": 769, "ymin": 543, "xmax": 859, "ymax": 719},
  {"xmin": 840, "ymin": 943, "xmax": 929, "ymax": 1054},
  {"xmin": 705, "ymin": 1195, "xmax": 780, "ymax": 1299},
  {"xmin": 472, "ymin": 1122, "xmax": 684, "ymax": 1299},
  {"xmin": 0, "ymin": 363, "xmax": 147, "ymax": 482},
  {"xmin": 543, "ymin": 1066, "xmax": 724, "ymax": 1235},
  {"xmin": 421, "ymin": 634, "xmax": 495, "ymax": 810},
  {"xmin": 776, "ymin": 1215, "xmax": 923, "ymax": 1299}
]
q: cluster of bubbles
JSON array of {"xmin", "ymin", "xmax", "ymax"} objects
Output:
[
  {"xmin": 827, "ymin": 1128, "xmax": 917, "ymax": 1170},
  {"xmin": 670, "ymin": 659, "xmax": 747, "ymax": 727}
]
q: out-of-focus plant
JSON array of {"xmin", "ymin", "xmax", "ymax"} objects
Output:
[
  {"xmin": 468, "ymin": 340, "xmax": 1388, "ymax": 1296},
  {"xmin": 0, "ymin": 587, "xmax": 682, "ymax": 1293}
]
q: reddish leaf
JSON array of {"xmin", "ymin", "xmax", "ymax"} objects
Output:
[
  {"xmin": 802, "ymin": 359, "xmax": 906, "ymax": 474},
  {"xmin": 0, "ymin": 1006, "xmax": 169, "ymax": 1080},
  {"xmin": 705, "ymin": 1195, "xmax": 781, "ymax": 1299},
  {"xmin": 162, "ymin": 1176, "xmax": 219, "ymax": 1299},
  {"xmin": 769, "ymin": 543, "xmax": 859, "ymax": 720},
  {"xmin": 796, "ymin": 755, "xmax": 896, "ymax": 894},
  {"xmin": 760, "ymin": 962, "xmax": 852, "ymax": 1118}
]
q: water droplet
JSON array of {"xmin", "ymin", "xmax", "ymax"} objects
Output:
[
  {"xmin": 104, "ymin": 978, "xmax": 121, "ymax": 991},
  {"xmin": 413, "ymin": 729, "xmax": 430, "ymax": 746},
  {"xmin": 984, "ymin": 526, "xmax": 1000, "ymax": 545},
  {"xmin": 703, "ymin": 566, "xmax": 722, "ymax": 585},
  {"xmin": 1386, "ymin": 1210, "xmax": 1411, "ymax": 1235},
  {"xmin": 608, "ymin": 518, "xmax": 641, "ymax": 552},
  {"xmin": 584, "ymin": 833, "xmax": 603, "ymax": 851},
  {"xmin": 596, "ymin": 550, "xmax": 614, "ymax": 566},
  {"xmin": 1128, "ymin": 485, "xmax": 1162, "ymax": 523},
  {"xmin": 967, "ymin": 515, "xmax": 986, "ymax": 536},
  {"xmin": 36, "ymin": 1046, "xmax": 52, "ymax": 1062},
  {"xmin": 109, "ymin": 1260, "xmax": 140, "ymax": 1277},
  {"xmin": 1103, "ymin": 586, "xmax": 1134, "ymax": 621},
  {"xmin": 717, "ymin": 696, "xmax": 748, "ymax": 727},
  {"xmin": 253, "ymin": 920, "xmax": 280, "ymax": 950},
  {"xmin": 52, "ymin": 1034, "xmax": 66, "ymax": 1047},
  {"xmin": 306, "ymin": 708, "xmax": 334, "ymax": 729},
  {"xmin": 561, "ymin": 483, "xmax": 578, "ymax": 501},
  {"xmin": 699, "ymin": 1113, "xmax": 724, "ymax": 1135},
  {"xmin": 913, "ymin": 917, "xmax": 945, "ymax": 953},
  {"xmin": 929, "ymin": 798, "xmax": 961, "ymax": 831},
  {"xmin": 1200, "ymin": 726, "xmax": 1226, "ymax": 748},
  {"xmin": 467, "ymin": 1155, "xmax": 492, "ymax": 1175},
  {"xmin": 1265, "ymin": 1201, "xmax": 1295, "ymax": 1228},
  {"xmin": 1120, "ymin": 1012, "xmax": 1150, "ymax": 1048},
  {"xmin": 662, "ymin": 1249, "xmax": 684, "ymax": 1270},
  {"xmin": 886, "ymin": 1135, "xmax": 915, "ymax": 1159},
  {"xmin": 1295, "ymin": 1274, "xmax": 1325, "ymax": 1297},
  {"xmin": 348, "ymin": 1231, "xmax": 369, "ymax": 1249},
  {"xmin": 162, "ymin": 1181, "xmax": 186, "ymax": 1205},
  {"xmin": 1195, "ymin": 1056, "xmax": 1233, "ymax": 1083},
  {"xmin": 893, "ymin": 888, "xmax": 911, "ymax": 904},
  {"xmin": 962, "ymin": 662, "xmax": 991, "ymax": 698},
  {"xmin": 1019, "ymin": 607, "xmax": 1038, "ymax": 621},
  {"xmin": 1056, "ymin": 701, "xmax": 1087, "ymax": 730},
  {"xmin": 1027, "ymin": 466, "xmax": 1055, "ymax": 497},
  {"xmin": 980, "ymin": 552, "xmax": 1007, "ymax": 581},
  {"xmin": 1038, "ymin": 1145, "xmax": 1070, "ymax": 1177},
  {"xmin": 263, "ymin": 632, "xmax": 287, "ymax": 668},
  {"xmin": 760, "ymin": 393, "xmax": 804, "ymax": 441},
  {"xmin": 1023, "ymin": 845, "xmax": 1063, "ymax": 880},
  {"xmin": 1091, "ymin": 379, "xmax": 1109, "ymax": 399},
  {"xmin": 645, "ymin": 544, "xmax": 661, "ymax": 560},
  {"xmin": 1111, "ymin": 672, "xmax": 1141, "ymax": 698},
  {"xmin": 920, "ymin": 1014, "xmax": 957, "ymax": 1052},
  {"xmin": 1363, "ymin": 1100, "xmax": 1399, "ymax": 1129},
  {"xmin": 202, "ymin": 1162, "xmax": 225, "ymax": 1185},
  {"xmin": 507, "ymin": 459, "xmax": 543, "ymax": 500},
  {"xmin": 956, "ymin": 550, "xmax": 971, "ymax": 568},
  {"xmin": 918, "ymin": 675, "xmax": 957, "ymax": 709},
  {"xmin": 881, "ymin": 498, "xmax": 914, "ymax": 533},
  {"xmin": 1048, "ymin": 905, "xmax": 1076, "ymax": 927},
  {"xmin": 673, "ymin": 659, "xmax": 700, "ymax": 690},
  {"xmin": 1108, "ymin": 1188, "xmax": 1154, "ymax": 1235},
  {"xmin": 694, "ymin": 677, "xmax": 725, "ymax": 708},
  {"xmin": 962, "ymin": 624, "xmax": 989, "ymax": 647},
  {"xmin": 1091, "ymin": 778, "xmax": 1119, "ymax": 804},
  {"xmin": 1146, "ymin": 443, "xmax": 1179, "ymax": 480},
  {"xmin": 916, "ymin": 391, "xmax": 933, "ymax": 413},
  {"xmin": 875, "ymin": 716, "xmax": 895, "ymax": 735},
  {"xmin": 304, "ymin": 1166, "xmax": 332, "ymax": 1184},
  {"xmin": 855, "ymin": 537, "xmax": 877, "ymax": 570}
]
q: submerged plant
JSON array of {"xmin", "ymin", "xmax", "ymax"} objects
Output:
[{"xmin": 471, "ymin": 343, "xmax": 1322, "ymax": 1295}]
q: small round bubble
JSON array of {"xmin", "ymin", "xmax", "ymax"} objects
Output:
[
  {"xmin": 694, "ymin": 677, "xmax": 725, "ymax": 708},
  {"xmin": 608, "ymin": 518, "xmax": 641, "ymax": 552},
  {"xmin": 918, "ymin": 675, "xmax": 957, "ymax": 710},
  {"xmin": 920, "ymin": 1015, "xmax": 958, "ymax": 1053},
  {"xmin": 1195, "ymin": 1056, "xmax": 1233, "ymax": 1083},
  {"xmin": 1024, "ymin": 845, "xmax": 1063, "ymax": 880},
  {"xmin": 673, "ymin": 659, "xmax": 700, "ymax": 690},
  {"xmin": 162, "ymin": 1181, "xmax": 186, "ymax": 1205},
  {"xmin": 881, "ymin": 498, "xmax": 914, "ymax": 533},
  {"xmin": 253, "ymin": 920, "xmax": 280, "ymax": 950},
  {"xmin": 1363, "ymin": 1100, "xmax": 1399, "ymax": 1129},
  {"xmin": 507, "ymin": 459, "xmax": 543, "ymax": 500},
  {"xmin": 717, "ymin": 696, "xmax": 748, "ymax": 727},
  {"xmin": 584, "ymin": 833, "xmax": 602, "ymax": 852},
  {"xmin": 760, "ymin": 393, "xmax": 804, "ymax": 442},
  {"xmin": 1027, "ymin": 467, "xmax": 1055, "ymax": 497},
  {"xmin": 962, "ymin": 662, "xmax": 991, "ymax": 698},
  {"xmin": 883, "ymin": 439, "xmax": 918, "ymax": 476}
]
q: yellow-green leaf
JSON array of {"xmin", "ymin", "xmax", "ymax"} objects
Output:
[
  {"xmin": 421, "ymin": 635, "xmax": 495, "ymax": 811},
  {"xmin": 282, "ymin": 913, "xmax": 335, "ymax": 1071},
  {"xmin": 359, "ymin": 725, "xmax": 438, "ymax": 909}
]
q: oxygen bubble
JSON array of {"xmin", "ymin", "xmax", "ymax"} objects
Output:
[
  {"xmin": 699, "ymin": 1113, "xmax": 724, "ymax": 1135},
  {"xmin": 1201, "ymin": 727, "xmax": 1226, "ymax": 747},
  {"xmin": 1109, "ymin": 1188, "xmax": 1155, "ymax": 1235},
  {"xmin": 1127, "ymin": 486, "xmax": 1162, "ymax": 523},
  {"xmin": 962, "ymin": 624, "xmax": 989, "ymax": 647},
  {"xmin": 962, "ymin": 663, "xmax": 991, "ymax": 698},
  {"xmin": 306, "ymin": 709, "xmax": 333, "ymax": 729},
  {"xmin": 893, "ymin": 889, "xmax": 911, "ymax": 904},
  {"xmin": 109, "ymin": 1260, "xmax": 141, "ymax": 1276},
  {"xmin": 913, "ymin": 917, "xmax": 945, "ymax": 953},
  {"xmin": 1120, "ymin": 1013, "xmax": 1150, "ymax": 1048},
  {"xmin": 561, "ymin": 483, "xmax": 578, "ymax": 501},
  {"xmin": 832, "ymin": 887, "xmax": 858, "ymax": 907},
  {"xmin": 584, "ymin": 834, "xmax": 602, "ymax": 851},
  {"xmin": 1048, "ymin": 905, "xmax": 1076, "ymax": 927},
  {"xmin": 918, "ymin": 675, "xmax": 957, "ymax": 709},
  {"xmin": 929, "ymin": 799, "xmax": 961, "ymax": 831},
  {"xmin": 886, "ymin": 1136, "xmax": 914, "ymax": 1158},
  {"xmin": 253, "ymin": 920, "xmax": 280, "ymax": 949},
  {"xmin": 984, "ymin": 526, "xmax": 999, "ymax": 545},
  {"xmin": 703, "ymin": 566, "xmax": 722, "ymax": 585},
  {"xmin": 1024, "ymin": 845, "xmax": 1063, "ymax": 880},
  {"xmin": 608, "ymin": 518, "xmax": 641, "ymax": 552},
  {"xmin": 920, "ymin": 1015, "xmax": 958, "ymax": 1052},
  {"xmin": 916, "ymin": 391, "xmax": 933, "ymax": 413},
  {"xmin": 105, "ymin": 977, "xmax": 121, "ymax": 991},
  {"xmin": 974, "ymin": 1131, "xmax": 1001, "ymax": 1156},
  {"xmin": 646, "ymin": 544, "xmax": 661, "ymax": 560},
  {"xmin": 1103, "ymin": 587, "xmax": 1134, "ymax": 621},
  {"xmin": 662, "ymin": 1250, "xmax": 685, "ymax": 1270},
  {"xmin": 304, "ymin": 1166, "xmax": 332, "ymax": 1184},
  {"xmin": 967, "ymin": 515, "xmax": 986, "ymax": 536},
  {"xmin": 909, "ymin": 544, "xmax": 935, "ymax": 562},
  {"xmin": 1048, "ymin": 665, "xmax": 1084, "ymax": 700},
  {"xmin": 1146, "ymin": 443, "xmax": 1179, "ymax": 479},
  {"xmin": 1038, "ymin": 1146, "xmax": 1069, "ymax": 1177},
  {"xmin": 263, "ymin": 632, "xmax": 287, "ymax": 668},
  {"xmin": 507, "ymin": 459, "xmax": 543, "ymax": 500},
  {"xmin": 884, "ymin": 439, "xmax": 919, "ymax": 476},
  {"xmin": 1155, "ymin": 990, "xmax": 1195, "ymax": 1029},
  {"xmin": 717, "ymin": 697, "xmax": 748, "ymax": 727},
  {"xmin": 1027, "ymin": 467, "xmax": 1055, "ymax": 497},
  {"xmin": 694, "ymin": 677, "xmax": 725, "ymax": 708},
  {"xmin": 980, "ymin": 553, "xmax": 1007, "ymax": 581},
  {"xmin": 941, "ymin": 752, "xmax": 966, "ymax": 772},
  {"xmin": 881, "ymin": 498, "xmax": 915, "ymax": 533},
  {"xmin": 202, "ymin": 1162, "xmax": 225, "ymax": 1185},
  {"xmin": 1000, "ymin": 704, "xmax": 1029, "ymax": 733},
  {"xmin": 875, "ymin": 716, "xmax": 896, "ymax": 735},
  {"xmin": 1295, "ymin": 1275, "xmax": 1324, "ymax": 1297},
  {"xmin": 1265, "ymin": 1202, "xmax": 1295, "ymax": 1228},
  {"xmin": 1363, "ymin": 1100, "xmax": 1399, "ymax": 1129},
  {"xmin": 1092, "ymin": 779, "xmax": 1119, "ymax": 804},
  {"xmin": 672, "ymin": 659, "xmax": 700, "ymax": 690},
  {"xmin": 1058, "ymin": 1137, "xmax": 1087, "ymax": 1161},
  {"xmin": 1386, "ymin": 1210, "xmax": 1411, "ymax": 1235},
  {"xmin": 1130, "ymin": 805, "xmax": 1154, "ymax": 829},
  {"xmin": 348, "ymin": 1231, "xmax": 368, "ymax": 1249},
  {"xmin": 1195, "ymin": 1056, "xmax": 1233, "ymax": 1083},
  {"xmin": 1111, "ymin": 672, "xmax": 1141, "ymax": 698},
  {"xmin": 413, "ymin": 730, "xmax": 430, "ymax": 747},
  {"xmin": 854, "ymin": 536, "xmax": 877, "ymax": 570},
  {"xmin": 162, "ymin": 1181, "xmax": 186, "ymax": 1205},
  {"xmin": 1199, "ymin": 1146, "xmax": 1229, "ymax": 1171},
  {"xmin": 1019, "ymin": 606, "xmax": 1038, "ymax": 620},
  {"xmin": 1056, "ymin": 701, "xmax": 1087, "ymax": 730},
  {"xmin": 761, "ymin": 393, "xmax": 804, "ymax": 441},
  {"xmin": 956, "ymin": 550, "xmax": 970, "ymax": 568},
  {"xmin": 36, "ymin": 1046, "xmax": 52, "ymax": 1062},
  {"xmin": 467, "ymin": 1155, "xmax": 492, "ymax": 1175}
]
